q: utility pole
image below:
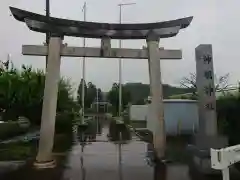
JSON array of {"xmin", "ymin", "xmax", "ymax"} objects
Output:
[
  {"xmin": 45, "ymin": 0, "xmax": 50, "ymax": 69},
  {"xmin": 96, "ymin": 88, "xmax": 99, "ymax": 134},
  {"xmin": 117, "ymin": 4, "xmax": 136, "ymax": 180},
  {"xmin": 81, "ymin": 2, "xmax": 87, "ymax": 124},
  {"xmin": 118, "ymin": 2, "xmax": 136, "ymax": 117}
]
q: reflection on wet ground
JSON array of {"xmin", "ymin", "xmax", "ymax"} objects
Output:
[
  {"xmin": 0, "ymin": 118, "xmax": 232, "ymax": 180},
  {"xmin": 64, "ymin": 127, "xmax": 153, "ymax": 180}
]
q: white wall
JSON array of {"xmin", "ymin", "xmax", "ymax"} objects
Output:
[
  {"xmin": 130, "ymin": 105, "xmax": 148, "ymax": 121},
  {"xmin": 130, "ymin": 100, "xmax": 199, "ymax": 135}
]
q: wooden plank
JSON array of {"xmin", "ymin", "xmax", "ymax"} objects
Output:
[{"xmin": 22, "ymin": 45, "xmax": 182, "ymax": 60}]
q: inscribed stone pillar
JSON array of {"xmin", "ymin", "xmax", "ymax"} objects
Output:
[
  {"xmin": 186, "ymin": 44, "xmax": 228, "ymax": 175},
  {"xmin": 35, "ymin": 37, "xmax": 62, "ymax": 166},
  {"xmin": 146, "ymin": 37, "xmax": 166, "ymax": 159},
  {"xmin": 195, "ymin": 44, "xmax": 217, "ymax": 136}
]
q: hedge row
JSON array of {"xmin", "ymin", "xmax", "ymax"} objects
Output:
[{"xmin": 217, "ymin": 94, "xmax": 240, "ymax": 145}]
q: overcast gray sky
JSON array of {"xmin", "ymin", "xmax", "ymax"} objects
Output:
[{"xmin": 0, "ymin": 0, "xmax": 239, "ymax": 92}]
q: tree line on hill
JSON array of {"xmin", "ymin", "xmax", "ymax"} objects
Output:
[{"xmin": 77, "ymin": 80, "xmax": 195, "ymax": 115}]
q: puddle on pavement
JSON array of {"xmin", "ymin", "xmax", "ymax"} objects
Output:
[{"xmin": 0, "ymin": 118, "xmax": 226, "ymax": 180}]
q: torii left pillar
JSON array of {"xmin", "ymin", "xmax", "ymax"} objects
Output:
[{"xmin": 34, "ymin": 36, "xmax": 62, "ymax": 168}]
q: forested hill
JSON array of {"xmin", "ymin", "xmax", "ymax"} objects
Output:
[{"xmin": 124, "ymin": 83, "xmax": 194, "ymax": 104}]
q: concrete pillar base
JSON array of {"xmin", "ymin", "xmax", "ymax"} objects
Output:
[
  {"xmin": 153, "ymin": 159, "xmax": 167, "ymax": 180},
  {"xmin": 33, "ymin": 159, "xmax": 56, "ymax": 169},
  {"xmin": 186, "ymin": 135, "xmax": 228, "ymax": 175}
]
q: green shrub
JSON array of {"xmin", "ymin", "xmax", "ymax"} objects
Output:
[
  {"xmin": 55, "ymin": 112, "xmax": 74, "ymax": 135},
  {"xmin": 108, "ymin": 119, "xmax": 131, "ymax": 142},
  {"xmin": 77, "ymin": 118, "xmax": 101, "ymax": 142},
  {"xmin": 216, "ymin": 94, "xmax": 240, "ymax": 145},
  {"xmin": 85, "ymin": 119, "xmax": 97, "ymax": 135},
  {"xmin": 0, "ymin": 61, "xmax": 78, "ymax": 126},
  {"xmin": 53, "ymin": 134, "xmax": 72, "ymax": 153}
]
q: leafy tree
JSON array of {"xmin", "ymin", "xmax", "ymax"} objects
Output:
[
  {"xmin": 77, "ymin": 80, "xmax": 101, "ymax": 109},
  {"xmin": 95, "ymin": 88, "xmax": 103, "ymax": 102},
  {"xmin": 123, "ymin": 83, "xmax": 193, "ymax": 103},
  {"xmin": 107, "ymin": 83, "xmax": 131, "ymax": 115},
  {"xmin": 124, "ymin": 83, "xmax": 149, "ymax": 104},
  {"xmin": 77, "ymin": 79, "xmax": 87, "ymax": 107},
  {"xmin": 0, "ymin": 60, "xmax": 76, "ymax": 125},
  {"xmin": 85, "ymin": 82, "xmax": 97, "ymax": 108}
]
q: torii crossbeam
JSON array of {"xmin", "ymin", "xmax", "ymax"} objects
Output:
[
  {"xmin": 10, "ymin": 6, "xmax": 193, "ymax": 168},
  {"xmin": 22, "ymin": 45, "xmax": 182, "ymax": 59}
]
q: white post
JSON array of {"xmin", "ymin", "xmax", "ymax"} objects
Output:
[
  {"xmin": 118, "ymin": 2, "xmax": 136, "ymax": 117},
  {"xmin": 211, "ymin": 144, "xmax": 240, "ymax": 180},
  {"xmin": 82, "ymin": 2, "xmax": 87, "ymax": 123},
  {"xmin": 222, "ymin": 168, "xmax": 230, "ymax": 180},
  {"xmin": 35, "ymin": 37, "xmax": 62, "ymax": 167},
  {"xmin": 147, "ymin": 58, "xmax": 152, "ymax": 93},
  {"xmin": 147, "ymin": 36, "xmax": 166, "ymax": 159},
  {"xmin": 118, "ymin": 132, "xmax": 123, "ymax": 180},
  {"xmin": 118, "ymin": 5, "xmax": 122, "ymax": 117},
  {"xmin": 96, "ymin": 89, "xmax": 99, "ymax": 133}
]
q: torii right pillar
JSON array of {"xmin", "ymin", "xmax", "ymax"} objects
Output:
[
  {"xmin": 146, "ymin": 34, "xmax": 168, "ymax": 180},
  {"xmin": 188, "ymin": 44, "xmax": 228, "ymax": 175},
  {"xmin": 146, "ymin": 35, "xmax": 166, "ymax": 160}
]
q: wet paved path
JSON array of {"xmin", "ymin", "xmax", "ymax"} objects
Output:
[
  {"xmin": 63, "ymin": 127, "xmax": 153, "ymax": 180},
  {"xmin": 63, "ymin": 127, "xmax": 194, "ymax": 180},
  {"xmin": 1, "ymin": 125, "xmax": 229, "ymax": 180}
]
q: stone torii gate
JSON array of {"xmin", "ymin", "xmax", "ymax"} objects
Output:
[{"xmin": 10, "ymin": 7, "xmax": 193, "ymax": 168}]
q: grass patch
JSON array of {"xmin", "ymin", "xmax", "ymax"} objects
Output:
[
  {"xmin": 0, "ymin": 122, "xmax": 29, "ymax": 141},
  {"xmin": 0, "ymin": 133, "xmax": 73, "ymax": 161},
  {"xmin": 0, "ymin": 141, "xmax": 37, "ymax": 161}
]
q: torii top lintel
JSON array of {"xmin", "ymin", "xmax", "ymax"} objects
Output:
[{"xmin": 10, "ymin": 7, "xmax": 193, "ymax": 40}]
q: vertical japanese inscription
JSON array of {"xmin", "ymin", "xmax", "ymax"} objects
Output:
[
  {"xmin": 196, "ymin": 44, "xmax": 217, "ymax": 135},
  {"xmin": 204, "ymin": 70, "xmax": 213, "ymax": 80},
  {"xmin": 205, "ymin": 103, "xmax": 214, "ymax": 110},
  {"xmin": 196, "ymin": 45, "xmax": 216, "ymax": 112},
  {"xmin": 202, "ymin": 54, "xmax": 212, "ymax": 64},
  {"xmin": 201, "ymin": 53, "xmax": 215, "ymax": 110},
  {"xmin": 204, "ymin": 83, "xmax": 214, "ymax": 96}
]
